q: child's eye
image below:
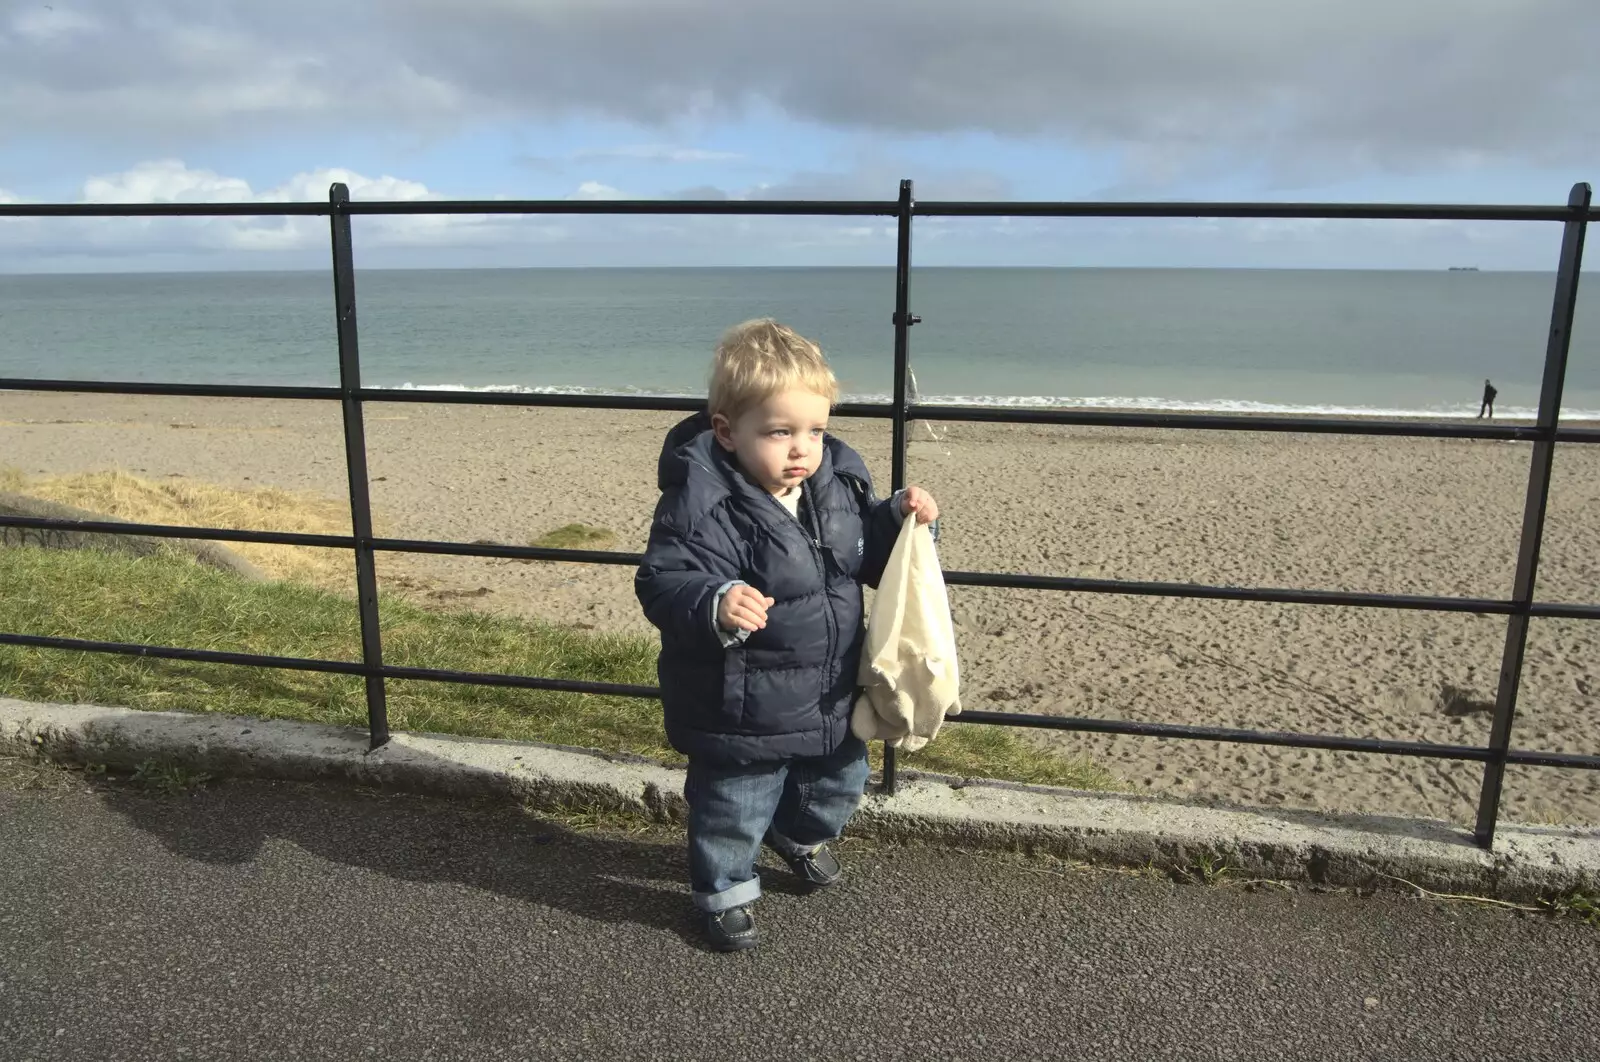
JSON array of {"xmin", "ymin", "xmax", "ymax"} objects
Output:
[{"xmin": 769, "ymin": 429, "xmax": 790, "ymax": 438}]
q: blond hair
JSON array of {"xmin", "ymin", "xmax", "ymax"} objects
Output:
[{"xmin": 707, "ymin": 319, "xmax": 839, "ymax": 419}]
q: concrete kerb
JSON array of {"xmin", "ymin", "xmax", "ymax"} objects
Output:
[{"xmin": 3, "ymin": 698, "xmax": 1597, "ymax": 902}]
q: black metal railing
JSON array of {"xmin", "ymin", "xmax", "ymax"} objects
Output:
[{"xmin": 3, "ymin": 180, "xmax": 1598, "ymax": 850}]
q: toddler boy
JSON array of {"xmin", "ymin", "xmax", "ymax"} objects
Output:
[{"xmin": 636, "ymin": 319, "xmax": 938, "ymax": 951}]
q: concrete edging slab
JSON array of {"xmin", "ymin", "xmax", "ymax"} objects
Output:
[{"xmin": 3, "ymin": 698, "xmax": 1595, "ymax": 901}]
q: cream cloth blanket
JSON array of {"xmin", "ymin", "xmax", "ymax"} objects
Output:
[{"xmin": 851, "ymin": 515, "xmax": 961, "ymax": 751}]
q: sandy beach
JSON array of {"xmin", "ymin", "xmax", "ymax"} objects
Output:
[{"xmin": 3, "ymin": 390, "xmax": 1598, "ymax": 827}]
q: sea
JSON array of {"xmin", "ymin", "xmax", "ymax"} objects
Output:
[{"xmin": 5, "ymin": 267, "xmax": 1600, "ymax": 419}]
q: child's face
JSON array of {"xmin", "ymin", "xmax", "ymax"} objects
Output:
[{"xmin": 713, "ymin": 388, "xmax": 831, "ymax": 495}]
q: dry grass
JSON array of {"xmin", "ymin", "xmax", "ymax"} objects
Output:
[{"xmin": 1, "ymin": 466, "xmax": 361, "ymax": 592}]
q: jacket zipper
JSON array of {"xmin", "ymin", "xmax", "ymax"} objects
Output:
[
  {"xmin": 798, "ymin": 485, "xmax": 837, "ymax": 719},
  {"xmin": 760, "ymin": 485, "xmax": 839, "ymax": 729}
]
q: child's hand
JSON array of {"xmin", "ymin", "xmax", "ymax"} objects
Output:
[
  {"xmin": 718, "ymin": 584, "xmax": 774, "ymax": 633},
  {"xmin": 900, "ymin": 485, "xmax": 940, "ymax": 526}
]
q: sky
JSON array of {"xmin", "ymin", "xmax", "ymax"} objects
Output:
[{"xmin": 2, "ymin": 0, "xmax": 1599, "ymax": 272}]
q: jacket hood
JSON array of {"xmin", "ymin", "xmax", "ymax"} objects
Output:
[
  {"xmin": 656, "ymin": 411, "xmax": 717, "ymax": 491},
  {"xmin": 654, "ymin": 411, "xmax": 874, "ymax": 495}
]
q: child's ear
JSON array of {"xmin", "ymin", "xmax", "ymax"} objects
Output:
[{"xmin": 711, "ymin": 413, "xmax": 736, "ymax": 452}]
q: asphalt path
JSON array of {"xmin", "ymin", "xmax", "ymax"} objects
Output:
[{"xmin": 1, "ymin": 759, "xmax": 1594, "ymax": 1061}]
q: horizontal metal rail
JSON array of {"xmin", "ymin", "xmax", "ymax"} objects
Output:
[
  {"xmin": 0, "ymin": 200, "xmax": 897, "ymax": 219},
  {"xmin": 1510, "ymin": 749, "xmax": 1600, "ymax": 771},
  {"xmin": 0, "ymin": 632, "xmax": 654, "ymax": 697},
  {"xmin": 9, "ymin": 379, "xmax": 1600, "ymax": 445},
  {"xmin": 915, "ymin": 202, "xmax": 1596, "ymax": 222},
  {"xmin": 370, "ymin": 535, "xmax": 640, "ymax": 565},
  {"xmin": 0, "ymin": 379, "xmax": 343, "ymax": 401},
  {"xmin": 0, "ymin": 516, "xmax": 354, "ymax": 550},
  {"xmin": 356, "ymin": 389, "xmax": 709, "ymax": 413},
  {"xmin": 3, "ymin": 630, "xmax": 1593, "ymax": 771},
  {"xmin": 345, "ymin": 200, "xmax": 900, "ymax": 217},
  {"xmin": 0, "ymin": 379, "xmax": 897, "ymax": 419},
  {"xmin": 0, "ymin": 203, "xmax": 335, "ymax": 218},
  {"xmin": 5, "ymin": 199, "xmax": 1596, "ymax": 222},
  {"xmin": 941, "ymin": 571, "xmax": 1521, "ymax": 614},
  {"xmin": 8, "ymin": 514, "xmax": 1600, "ymax": 619},
  {"xmin": 950, "ymin": 708, "xmax": 1491, "ymax": 760},
  {"xmin": 943, "ymin": 711, "xmax": 1600, "ymax": 772},
  {"xmin": 379, "ymin": 663, "xmax": 658, "ymax": 699},
  {"xmin": 0, "ymin": 631, "xmax": 367, "ymax": 676}
]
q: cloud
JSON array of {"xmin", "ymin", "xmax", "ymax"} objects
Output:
[
  {"xmin": 0, "ymin": 3, "xmax": 464, "ymax": 145},
  {"xmin": 744, "ymin": 160, "xmax": 1012, "ymax": 202},
  {"xmin": 4, "ymin": 2, "xmax": 1598, "ymax": 185},
  {"xmin": 9, "ymin": 6, "xmax": 104, "ymax": 42},
  {"xmin": 569, "ymin": 180, "xmax": 625, "ymax": 200},
  {"xmin": 667, "ymin": 185, "xmax": 730, "ymax": 201},
  {"xmin": 81, "ymin": 159, "xmax": 254, "ymax": 204},
  {"xmin": 395, "ymin": 0, "xmax": 1600, "ymax": 180},
  {"xmin": 0, "ymin": 160, "xmax": 540, "ymax": 266},
  {"xmin": 572, "ymin": 145, "xmax": 744, "ymax": 164},
  {"xmin": 517, "ymin": 144, "xmax": 745, "ymax": 174}
]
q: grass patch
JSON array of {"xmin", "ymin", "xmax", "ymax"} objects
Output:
[
  {"xmin": 0, "ymin": 467, "xmax": 360, "ymax": 592},
  {"xmin": 0, "ymin": 546, "xmax": 667, "ymax": 755},
  {"xmin": 1543, "ymin": 890, "xmax": 1600, "ymax": 927},
  {"xmin": 0, "ymin": 544, "xmax": 1118, "ymax": 790},
  {"xmin": 872, "ymin": 722, "xmax": 1119, "ymax": 791},
  {"xmin": 532, "ymin": 523, "xmax": 615, "ymax": 550},
  {"xmin": 1181, "ymin": 852, "xmax": 1233, "ymax": 886}
]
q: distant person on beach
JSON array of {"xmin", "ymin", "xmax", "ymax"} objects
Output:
[
  {"xmin": 636, "ymin": 319, "xmax": 939, "ymax": 952},
  {"xmin": 1472, "ymin": 379, "xmax": 1497, "ymax": 415},
  {"xmin": 1479, "ymin": 379, "xmax": 1497, "ymax": 418}
]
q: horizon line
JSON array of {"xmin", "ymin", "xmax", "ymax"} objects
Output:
[{"xmin": 0, "ymin": 264, "xmax": 1564, "ymax": 278}]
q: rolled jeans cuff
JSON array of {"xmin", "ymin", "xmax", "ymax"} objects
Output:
[
  {"xmin": 765, "ymin": 827, "xmax": 820, "ymax": 860},
  {"xmin": 692, "ymin": 874, "xmax": 763, "ymax": 914}
]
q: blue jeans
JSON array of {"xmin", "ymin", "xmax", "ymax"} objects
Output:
[{"xmin": 683, "ymin": 735, "xmax": 871, "ymax": 913}]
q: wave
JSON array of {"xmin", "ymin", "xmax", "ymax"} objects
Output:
[
  {"xmin": 389, "ymin": 381, "xmax": 703, "ymax": 400},
  {"xmin": 384, "ymin": 381, "xmax": 1600, "ymax": 421}
]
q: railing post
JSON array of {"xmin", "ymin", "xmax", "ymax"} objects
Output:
[
  {"xmin": 882, "ymin": 177, "xmax": 917, "ymax": 795},
  {"xmin": 1473, "ymin": 181, "xmax": 1590, "ymax": 847},
  {"xmin": 329, "ymin": 182, "xmax": 390, "ymax": 750}
]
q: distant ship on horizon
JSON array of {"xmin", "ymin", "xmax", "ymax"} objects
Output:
[{"xmin": 1447, "ymin": 266, "xmax": 1481, "ymax": 272}]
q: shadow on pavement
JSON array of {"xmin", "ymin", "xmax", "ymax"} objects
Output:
[{"xmin": 86, "ymin": 772, "xmax": 717, "ymax": 947}]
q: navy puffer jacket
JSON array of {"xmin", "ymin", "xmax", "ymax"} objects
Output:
[{"xmin": 636, "ymin": 412, "xmax": 901, "ymax": 764}]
